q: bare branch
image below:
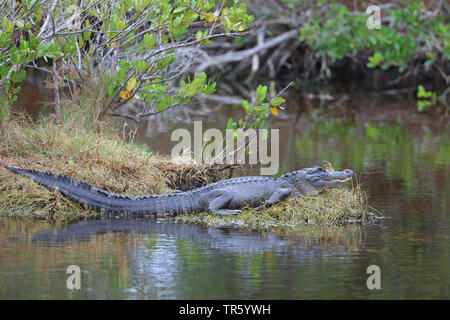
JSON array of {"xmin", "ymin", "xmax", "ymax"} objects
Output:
[{"xmin": 196, "ymin": 29, "xmax": 299, "ymax": 72}]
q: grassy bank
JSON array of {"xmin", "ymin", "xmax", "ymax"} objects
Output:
[
  {"xmin": 0, "ymin": 92, "xmax": 374, "ymax": 228},
  {"xmin": 175, "ymin": 183, "xmax": 374, "ymax": 231}
]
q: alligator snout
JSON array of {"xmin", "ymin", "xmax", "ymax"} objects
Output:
[{"xmin": 344, "ymin": 169, "xmax": 353, "ymax": 176}]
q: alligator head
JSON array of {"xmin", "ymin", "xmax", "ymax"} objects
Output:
[{"xmin": 282, "ymin": 166, "xmax": 353, "ymax": 196}]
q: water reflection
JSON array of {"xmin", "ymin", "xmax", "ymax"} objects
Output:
[
  {"xmin": 0, "ymin": 219, "xmax": 364, "ymax": 299},
  {"xmin": 30, "ymin": 218, "xmax": 362, "ymax": 253}
]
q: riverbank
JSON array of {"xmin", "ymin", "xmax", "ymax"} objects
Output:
[{"xmin": 0, "ymin": 94, "xmax": 372, "ymax": 228}]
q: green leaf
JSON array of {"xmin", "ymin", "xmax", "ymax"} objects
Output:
[
  {"xmin": 368, "ymin": 51, "xmax": 384, "ymax": 68},
  {"xmin": 173, "ymin": 7, "xmax": 187, "ymax": 14},
  {"xmin": 2, "ymin": 17, "xmax": 9, "ymax": 30},
  {"xmin": 4, "ymin": 82, "xmax": 11, "ymax": 93},
  {"xmin": 271, "ymin": 97, "xmax": 285, "ymax": 107},
  {"xmin": 241, "ymin": 99, "xmax": 250, "ymax": 113},
  {"xmin": 417, "ymin": 85, "xmax": 426, "ymax": 98},
  {"xmin": 256, "ymin": 85, "xmax": 267, "ymax": 104},
  {"xmin": 195, "ymin": 30, "xmax": 203, "ymax": 40},
  {"xmin": 12, "ymin": 86, "xmax": 21, "ymax": 94},
  {"xmin": 11, "ymin": 70, "xmax": 26, "ymax": 83},
  {"xmin": 37, "ymin": 41, "xmax": 51, "ymax": 54},
  {"xmin": 226, "ymin": 118, "xmax": 233, "ymax": 129},
  {"xmin": 107, "ymin": 83, "xmax": 115, "ymax": 96},
  {"xmin": 131, "ymin": 57, "xmax": 139, "ymax": 71},
  {"xmin": 143, "ymin": 33, "xmax": 157, "ymax": 48}
]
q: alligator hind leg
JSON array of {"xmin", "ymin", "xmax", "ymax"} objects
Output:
[
  {"xmin": 256, "ymin": 188, "xmax": 293, "ymax": 209},
  {"xmin": 207, "ymin": 191, "xmax": 242, "ymax": 215}
]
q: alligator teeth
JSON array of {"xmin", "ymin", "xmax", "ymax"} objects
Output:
[{"xmin": 322, "ymin": 177, "xmax": 352, "ymax": 182}]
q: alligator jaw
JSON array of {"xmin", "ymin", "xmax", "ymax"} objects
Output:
[
  {"xmin": 301, "ymin": 167, "xmax": 353, "ymax": 190},
  {"xmin": 322, "ymin": 176, "xmax": 352, "ymax": 182}
]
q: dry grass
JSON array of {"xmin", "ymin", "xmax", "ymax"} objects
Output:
[
  {"xmin": 0, "ymin": 116, "xmax": 167, "ymax": 221},
  {"xmin": 157, "ymin": 156, "xmax": 232, "ymax": 190}
]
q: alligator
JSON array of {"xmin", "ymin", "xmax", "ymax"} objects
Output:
[{"xmin": 5, "ymin": 166, "xmax": 353, "ymax": 216}]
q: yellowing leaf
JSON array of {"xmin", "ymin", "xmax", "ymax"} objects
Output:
[
  {"xmin": 206, "ymin": 14, "xmax": 216, "ymax": 23},
  {"xmin": 119, "ymin": 91, "xmax": 131, "ymax": 100},
  {"xmin": 270, "ymin": 106, "xmax": 278, "ymax": 116},
  {"xmin": 127, "ymin": 77, "xmax": 136, "ymax": 91},
  {"xmin": 204, "ymin": 10, "xmax": 219, "ymax": 23},
  {"xmin": 111, "ymin": 42, "xmax": 116, "ymax": 47},
  {"xmin": 238, "ymin": 25, "xmax": 245, "ymax": 31}
]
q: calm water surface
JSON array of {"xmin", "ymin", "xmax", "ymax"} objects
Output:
[{"xmin": 1, "ymin": 91, "xmax": 449, "ymax": 299}]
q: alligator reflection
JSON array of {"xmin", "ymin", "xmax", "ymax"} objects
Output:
[
  {"xmin": 31, "ymin": 218, "xmax": 361, "ymax": 255},
  {"xmin": 0, "ymin": 218, "xmax": 366, "ymax": 299}
]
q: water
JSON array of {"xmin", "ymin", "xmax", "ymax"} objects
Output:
[{"xmin": 1, "ymin": 89, "xmax": 449, "ymax": 299}]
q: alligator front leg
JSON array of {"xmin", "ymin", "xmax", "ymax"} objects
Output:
[
  {"xmin": 256, "ymin": 188, "xmax": 293, "ymax": 209},
  {"xmin": 205, "ymin": 190, "xmax": 242, "ymax": 215}
]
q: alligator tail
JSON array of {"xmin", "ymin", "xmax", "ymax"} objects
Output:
[{"xmin": 5, "ymin": 166, "xmax": 201, "ymax": 216}]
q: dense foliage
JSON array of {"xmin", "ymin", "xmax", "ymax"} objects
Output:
[
  {"xmin": 299, "ymin": 0, "xmax": 449, "ymax": 73},
  {"xmin": 0, "ymin": 0, "xmax": 253, "ymax": 121}
]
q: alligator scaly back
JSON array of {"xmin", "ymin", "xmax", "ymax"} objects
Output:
[{"xmin": 5, "ymin": 166, "xmax": 202, "ymax": 216}]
